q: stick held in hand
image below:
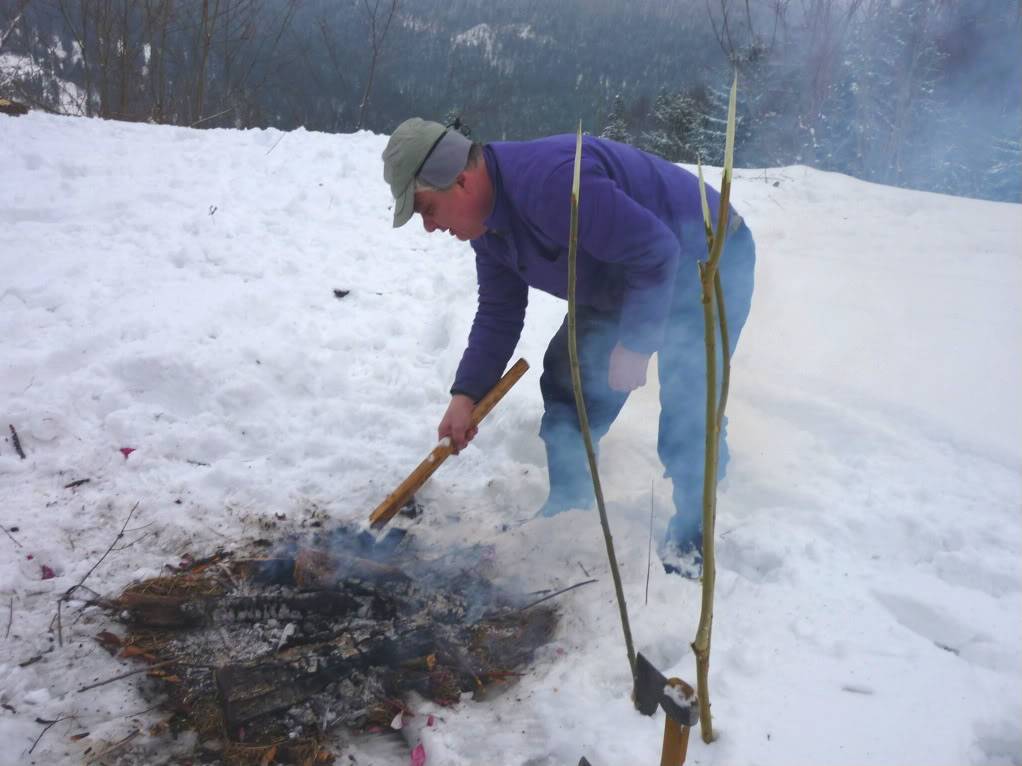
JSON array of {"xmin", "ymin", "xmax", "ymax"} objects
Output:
[{"xmin": 368, "ymin": 358, "xmax": 529, "ymax": 530}]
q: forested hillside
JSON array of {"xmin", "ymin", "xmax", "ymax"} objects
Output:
[{"xmin": 2, "ymin": 0, "xmax": 1018, "ymax": 201}]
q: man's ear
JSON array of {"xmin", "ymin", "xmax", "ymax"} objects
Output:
[{"xmin": 454, "ymin": 172, "xmax": 469, "ymax": 190}]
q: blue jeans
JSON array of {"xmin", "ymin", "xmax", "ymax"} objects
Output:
[{"xmin": 538, "ymin": 223, "xmax": 756, "ymax": 544}]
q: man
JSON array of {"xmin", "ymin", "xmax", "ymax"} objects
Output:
[{"xmin": 382, "ymin": 118, "xmax": 755, "ymax": 573}]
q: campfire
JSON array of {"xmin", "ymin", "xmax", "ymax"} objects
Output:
[{"xmin": 96, "ymin": 527, "xmax": 558, "ymax": 764}]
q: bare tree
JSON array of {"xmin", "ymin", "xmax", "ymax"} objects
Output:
[
  {"xmin": 356, "ymin": 0, "xmax": 399, "ymax": 130},
  {"xmin": 706, "ymin": 0, "xmax": 788, "ymax": 68},
  {"xmin": 0, "ymin": 0, "xmax": 32, "ymax": 51},
  {"xmin": 191, "ymin": 0, "xmax": 216, "ymax": 123},
  {"xmin": 225, "ymin": 0, "xmax": 298, "ymax": 126},
  {"xmin": 140, "ymin": 0, "xmax": 172, "ymax": 122},
  {"xmin": 315, "ymin": 15, "xmax": 352, "ymax": 131},
  {"xmin": 55, "ymin": 0, "xmax": 95, "ymax": 114}
]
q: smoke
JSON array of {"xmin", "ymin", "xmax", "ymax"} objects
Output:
[
  {"xmin": 3, "ymin": 0, "xmax": 1014, "ymax": 200},
  {"xmin": 729, "ymin": 0, "xmax": 1022, "ymax": 202}
]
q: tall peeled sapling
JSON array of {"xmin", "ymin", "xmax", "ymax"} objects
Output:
[
  {"xmin": 691, "ymin": 73, "xmax": 739, "ymax": 744},
  {"xmin": 566, "ymin": 123, "xmax": 637, "ymax": 679}
]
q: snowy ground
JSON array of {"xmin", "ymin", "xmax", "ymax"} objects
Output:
[{"xmin": 1, "ymin": 113, "xmax": 1020, "ymax": 766}]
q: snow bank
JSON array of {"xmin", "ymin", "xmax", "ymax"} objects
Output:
[{"xmin": 1, "ymin": 112, "xmax": 1019, "ymax": 765}]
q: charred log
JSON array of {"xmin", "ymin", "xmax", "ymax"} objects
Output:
[{"xmin": 99, "ymin": 531, "xmax": 557, "ymax": 764}]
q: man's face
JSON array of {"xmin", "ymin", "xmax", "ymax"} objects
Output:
[{"xmin": 413, "ymin": 175, "xmax": 488, "ymax": 241}]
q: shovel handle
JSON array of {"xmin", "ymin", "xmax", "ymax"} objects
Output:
[{"xmin": 368, "ymin": 358, "xmax": 530, "ymax": 530}]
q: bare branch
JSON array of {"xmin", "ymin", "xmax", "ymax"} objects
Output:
[
  {"xmin": 1, "ymin": 525, "xmax": 22, "ymax": 548},
  {"xmin": 29, "ymin": 716, "xmax": 71, "ymax": 755},
  {"xmin": 8, "ymin": 424, "xmax": 26, "ymax": 459},
  {"xmin": 356, "ymin": 0, "xmax": 400, "ymax": 129},
  {"xmin": 516, "ymin": 579, "xmax": 598, "ymax": 612},
  {"xmin": 0, "ymin": 0, "xmax": 31, "ymax": 51},
  {"xmin": 76, "ymin": 659, "xmax": 177, "ymax": 693},
  {"xmin": 62, "ymin": 502, "xmax": 141, "ymax": 605},
  {"xmin": 85, "ymin": 728, "xmax": 141, "ymax": 764},
  {"xmin": 190, "ymin": 106, "xmax": 234, "ymax": 127}
]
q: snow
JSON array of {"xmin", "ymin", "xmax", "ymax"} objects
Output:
[
  {"xmin": 1, "ymin": 112, "xmax": 1020, "ymax": 765},
  {"xmin": 453, "ymin": 23, "xmax": 498, "ymax": 61},
  {"xmin": 663, "ymin": 681, "xmax": 695, "ymax": 708},
  {"xmin": 0, "ymin": 53, "xmax": 85, "ymax": 115},
  {"xmin": 450, "ymin": 22, "xmax": 548, "ymax": 69}
]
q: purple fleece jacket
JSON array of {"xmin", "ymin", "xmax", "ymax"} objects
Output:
[{"xmin": 452, "ymin": 134, "xmax": 728, "ymax": 401}]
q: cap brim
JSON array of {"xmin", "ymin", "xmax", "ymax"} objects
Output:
[{"xmin": 392, "ymin": 181, "xmax": 415, "ymax": 228}]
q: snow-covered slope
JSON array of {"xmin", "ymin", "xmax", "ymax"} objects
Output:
[{"xmin": 1, "ymin": 113, "xmax": 1020, "ymax": 765}]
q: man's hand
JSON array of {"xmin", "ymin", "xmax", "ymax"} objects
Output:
[
  {"xmin": 608, "ymin": 342, "xmax": 651, "ymax": 392},
  {"xmin": 438, "ymin": 394, "xmax": 478, "ymax": 454}
]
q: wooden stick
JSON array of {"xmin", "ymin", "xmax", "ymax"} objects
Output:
[
  {"xmin": 56, "ymin": 502, "xmax": 140, "ymax": 646},
  {"xmin": 9, "ymin": 424, "xmax": 25, "ymax": 460},
  {"xmin": 63, "ymin": 502, "xmax": 140, "ymax": 603},
  {"xmin": 691, "ymin": 72, "xmax": 739, "ymax": 746},
  {"xmin": 368, "ymin": 358, "xmax": 529, "ymax": 530},
  {"xmin": 1, "ymin": 524, "xmax": 22, "ymax": 548},
  {"xmin": 565, "ymin": 124, "xmax": 636, "ymax": 679},
  {"xmin": 29, "ymin": 716, "xmax": 70, "ymax": 754},
  {"xmin": 661, "ymin": 678, "xmax": 696, "ymax": 766},
  {"xmin": 85, "ymin": 728, "xmax": 141, "ymax": 764},
  {"xmin": 646, "ymin": 480, "xmax": 654, "ymax": 606},
  {"xmin": 77, "ymin": 659, "xmax": 178, "ymax": 693},
  {"xmin": 516, "ymin": 578, "xmax": 598, "ymax": 612}
]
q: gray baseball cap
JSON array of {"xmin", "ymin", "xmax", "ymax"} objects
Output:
[{"xmin": 382, "ymin": 118, "xmax": 473, "ymax": 227}]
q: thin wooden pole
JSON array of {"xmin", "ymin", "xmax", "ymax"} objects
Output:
[
  {"xmin": 691, "ymin": 73, "xmax": 739, "ymax": 744},
  {"xmin": 566, "ymin": 124, "xmax": 636, "ymax": 677},
  {"xmin": 368, "ymin": 358, "xmax": 529, "ymax": 530}
]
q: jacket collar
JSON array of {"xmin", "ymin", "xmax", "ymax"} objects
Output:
[{"xmin": 481, "ymin": 145, "xmax": 512, "ymax": 237}]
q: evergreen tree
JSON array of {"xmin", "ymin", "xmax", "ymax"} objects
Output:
[
  {"xmin": 846, "ymin": 0, "xmax": 946, "ymax": 186},
  {"xmin": 641, "ymin": 89, "xmax": 701, "ymax": 162},
  {"xmin": 600, "ymin": 94, "xmax": 632, "ymax": 143},
  {"xmin": 690, "ymin": 82, "xmax": 728, "ymax": 166},
  {"xmin": 986, "ymin": 124, "xmax": 1022, "ymax": 202},
  {"xmin": 2, "ymin": 0, "xmax": 1016, "ymax": 200}
]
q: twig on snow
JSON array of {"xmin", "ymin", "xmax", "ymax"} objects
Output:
[
  {"xmin": 55, "ymin": 502, "xmax": 140, "ymax": 646},
  {"xmin": 112, "ymin": 530, "xmax": 154, "ymax": 552},
  {"xmin": 29, "ymin": 716, "xmax": 70, "ymax": 754},
  {"xmin": 190, "ymin": 106, "xmax": 233, "ymax": 128},
  {"xmin": 1, "ymin": 524, "xmax": 22, "ymax": 548},
  {"xmin": 9, "ymin": 424, "xmax": 26, "ymax": 459},
  {"xmin": 517, "ymin": 579, "xmax": 598, "ymax": 612},
  {"xmin": 645, "ymin": 480, "xmax": 654, "ymax": 606},
  {"xmin": 122, "ymin": 521, "xmax": 156, "ymax": 534},
  {"xmin": 77, "ymin": 659, "xmax": 178, "ymax": 694},
  {"xmin": 85, "ymin": 728, "xmax": 141, "ymax": 764},
  {"xmin": 121, "ymin": 702, "xmax": 163, "ymax": 720},
  {"xmin": 266, "ymin": 131, "xmax": 287, "ymax": 155},
  {"xmin": 5, "ymin": 595, "xmax": 12, "ymax": 638},
  {"xmin": 63, "ymin": 502, "xmax": 140, "ymax": 603}
]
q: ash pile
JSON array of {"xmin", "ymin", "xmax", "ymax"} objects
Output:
[{"xmin": 100, "ymin": 527, "xmax": 557, "ymax": 764}]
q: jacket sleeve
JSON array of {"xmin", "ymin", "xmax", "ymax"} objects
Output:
[
  {"xmin": 451, "ymin": 241, "xmax": 529, "ymax": 401},
  {"xmin": 528, "ymin": 158, "xmax": 681, "ymax": 354}
]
